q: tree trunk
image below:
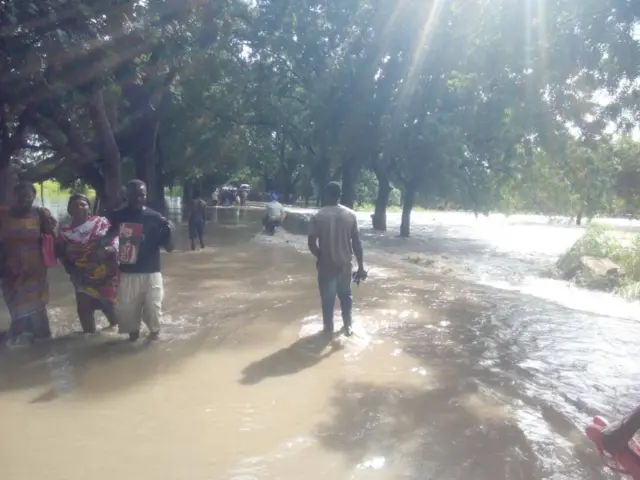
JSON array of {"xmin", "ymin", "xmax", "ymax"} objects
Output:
[
  {"xmin": 372, "ymin": 170, "xmax": 391, "ymax": 231},
  {"xmin": 134, "ymin": 121, "xmax": 166, "ymax": 212},
  {"xmin": 341, "ymin": 159, "xmax": 357, "ymax": 209},
  {"xmin": 400, "ymin": 185, "xmax": 415, "ymax": 238},
  {"xmin": 576, "ymin": 210, "xmax": 583, "ymax": 226},
  {"xmin": 182, "ymin": 179, "xmax": 193, "ymax": 210},
  {"xmin": 88, "ymin": 90, "xmax": 122, "ymax": 211},
  {"xmin": 93, "ymin": 182, "xmax": 106, "ymax": 214},
  {"xmin": 0, "ymin": 164, "xmax": 16, "ymax": 205},
  {"xmin": 155, "ymin": 130, "xmax": 167, "ymax": 214}
]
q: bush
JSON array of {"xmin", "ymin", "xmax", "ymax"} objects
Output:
[{"xmin": 559, "ymin": 224, "xmax": 640, "ymax": 292}]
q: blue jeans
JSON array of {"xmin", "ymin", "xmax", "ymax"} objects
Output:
[{"xmin": 318, "ymin": 271, "xmax": 352, "ymax": 330}]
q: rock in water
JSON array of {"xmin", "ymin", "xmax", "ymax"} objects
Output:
[{"xmin": 575, "ymin": 256, "xmax": 625, "ymax": 291}]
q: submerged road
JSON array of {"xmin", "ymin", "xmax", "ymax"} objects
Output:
[{"xmin": 0, "ymin": 207, "xmax": 634, "ymax": 479}]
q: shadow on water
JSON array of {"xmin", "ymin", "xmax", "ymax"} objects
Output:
[
  {"xmin": 316, "ymin": 380, "xmax": 542, "ymax": 479},
  {"xmin": 312, "ymin": 285, "xmax": 613, "ymax": 479},
  {"xmin": 239, "ymin": 332, "xmax": 343, "ymax": 385}
]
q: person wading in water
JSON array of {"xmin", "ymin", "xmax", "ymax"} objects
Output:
[
  {"xmin": 307, "ymin": 181, "xmax": 366, "ymax": 336},
  {"xmin": 57, "ymin": 193, "xmax": 119, "ymax": 333},
  {"xmin": 189, "ymin": 191, "xmax": 207, "ymax": 251},
  {"xmin": 263, "ymin": 192, "xmax": 285, "ymax": 234},
  {"xmin": 0, "ymin": 182, "xmax": 57, "ymax": 346},
  {"xmin": 102, "ymin": 180, "xmax": 173, "ymax": 341}
]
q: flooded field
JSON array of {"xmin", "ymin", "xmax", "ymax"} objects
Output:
[{"xmin": 1, "ymin": 207, "xmax": 638, "ymax": 479}]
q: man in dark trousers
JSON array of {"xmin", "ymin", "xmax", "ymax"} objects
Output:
[
  {"xmin": 189, "ymin": 191, "xmax": 207, "ymax": 251},
  {"xmin": 103, "ymin": 179, "xmax": 173, "ymax": 341},
  {"xmin": 307, "ymin": 181, "xmax": 366, "ymax": 336}
]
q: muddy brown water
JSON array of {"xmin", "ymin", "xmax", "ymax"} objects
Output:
[{"xmin": 0, "ymin": 207, "xmax": 628, "ymax": 479}]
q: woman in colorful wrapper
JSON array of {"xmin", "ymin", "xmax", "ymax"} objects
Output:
[
  {"xmin": 57, "ymin": 193, "xmax": 119, "ymax": 333},
  {"xmin": 0, "ymin": 182, "xmax": 57, "ymax": 346}
]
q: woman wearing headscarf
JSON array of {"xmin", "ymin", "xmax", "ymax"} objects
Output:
[
  {"xmin": 57, "ymin": 193, "xmax": 119, "ymax": 333},
  {"xmin": 0, "ymin": 182, "xmax": 57, "ymax": 345}
]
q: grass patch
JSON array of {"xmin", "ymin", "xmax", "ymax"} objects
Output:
[
  {"xmin": 561, "ymin": 224, "xmax": 640, "ymax": 294},
  {"xmin": 36, "ymin": 180, "xmax": 96, "ymax": 205},
  {"xmin": 577, "ymin": 224, "xmax": 640, "ymax": 281}
]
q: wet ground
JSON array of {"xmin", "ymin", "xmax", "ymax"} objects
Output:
[{"xmin": 0, "ymin": 207, "xmax": 636, "ymax": 479}]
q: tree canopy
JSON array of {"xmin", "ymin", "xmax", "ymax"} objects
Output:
[{"xmin": 1, "ymin": 0, "xmax": 639, "ymax": 233}]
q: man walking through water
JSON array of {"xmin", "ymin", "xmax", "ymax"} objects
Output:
[
  {"xmin": 189, "ymin": 191, "xmax": 207, "ymax": 251},
  {"xmin": 263, "ymin": 192, "xmax": 285, "ymax": 234},
  {"xmin": 307, "ymin": 181, "xmax": 366, "ymax": 336},
  {"xmin": 103, "ymin": 180, "xmax": 174, "ymax": 341}
]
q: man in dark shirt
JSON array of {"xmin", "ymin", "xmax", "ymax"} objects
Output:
[
  {"xmin": 105, "ymin": 179, "xmax": 173, "ymax": 341},
  {"xmin": 188, "ymin": 191, "xmax": 207, "ymax": 251}
]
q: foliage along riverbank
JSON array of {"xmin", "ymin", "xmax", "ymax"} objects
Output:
[
  {"xmin": 553, "ymin": 224, "xmax": 640, "ymax": 298},
  {"xmin": 2, "ymin": 1, "xmax": 640, "ymax": 241}
]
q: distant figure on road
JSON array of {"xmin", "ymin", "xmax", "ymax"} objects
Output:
[
  {"xmin": 307, "ymin": 181, "xmax": 366, "ymax": 336},
  {"xmin": 263, "ymin": 193, "xmax": 285, "ymax": 235},
  {"xmin": 104, "ymin": 179, "xmax": 173, "ymax": 342},
  {"xmin": 189, "ymin": 191, "xmax": 207, "ymax": 251}
]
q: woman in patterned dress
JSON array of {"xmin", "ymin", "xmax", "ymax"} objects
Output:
[
  {"xmin": 57, "ymin": 193, "xmax": 119, "ymax": 333},
  {"xmin": 0, "ymin": 182, "xmax": 57, "ymax": 346}
]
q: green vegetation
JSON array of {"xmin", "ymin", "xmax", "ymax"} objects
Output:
[
  {"xmin": 561, "ymin": 224, "xmax": 640, "ymax": 291},
  {"xmin": 37, "ymin": 181, "xmax": 91, "ymax": 204},
  {"xmin": 1, "ymin": 1, "xmax": 639, "ymax": 236}
]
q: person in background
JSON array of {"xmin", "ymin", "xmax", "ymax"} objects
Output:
[
  {"xmin": 307, "ymin": 181, "xmax": 366, "ymax": 336},
  {"xmin": 0, "ymin": 182, "xmax": 57, "ymax": 346},
  {"xmin": 239, "ymin": 187, "xmax": 248, "ymax": 206},
  {"xmin": 103, "ymin": 179, "xmax": 173, "ymax": 341},
  {"xmin": 263, "ymin": 192, "xmax": 285, "ymax": 234},
  {"xmin": 57, "ymin": 193, "xmax": 119, "ymax": 333},
  {"xmin": 189, "ymin": 191, "xmax": 207, "ymax": 251}
]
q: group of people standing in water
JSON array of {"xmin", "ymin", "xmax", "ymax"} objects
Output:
[{"xmin": 0, "ymin": 179, "xmax": 173, "ymax": 346}]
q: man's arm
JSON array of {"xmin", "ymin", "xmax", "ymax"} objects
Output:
[
  {"xmin": 159, "ymin": 215, "xmax": 174, "ymax": 252},
  {"xmin": 104, "ymin": 209, "xmax": 120, "ymax": 238},
  {"xmin": 351, "ymin": 218, "xmax": 364, "ymax": 270},
  {"xmin": 307, "ymin": 216, "xmax": 320, "ymax": 258},
  {"xmin": 603, "ymin": 404, "xmax": 640, "ymax": 453},
  {"xmin": 98, "ymin": 209, "xmax": 120, "ymax": 248}
]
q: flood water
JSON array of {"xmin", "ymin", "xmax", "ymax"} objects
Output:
[{"xmin": 1, "ymin": 207, "xmax": 639, "ymax": 479}]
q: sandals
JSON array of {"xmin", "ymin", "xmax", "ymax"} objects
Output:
[{"xmin": 586, "ymin": 416, "xmax": 640, "ymax": 479}]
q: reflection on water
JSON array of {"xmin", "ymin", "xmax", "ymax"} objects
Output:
[{"xmin": 1, "ymin": 207, "xmax": 636, "ymax": 479}]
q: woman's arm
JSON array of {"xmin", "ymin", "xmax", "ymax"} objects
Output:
[
  {"xmin": 54, "ymin": 235, "xmax": 76, "ymax": 275},
  {"xmin": 41, "ymin": 208, "xmax": 57, "ymax": 234}
]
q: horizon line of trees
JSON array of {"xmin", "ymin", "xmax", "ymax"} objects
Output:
[{"xmin": 2, "ymin": 0, "xmax": 640, "ymax": 235}]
